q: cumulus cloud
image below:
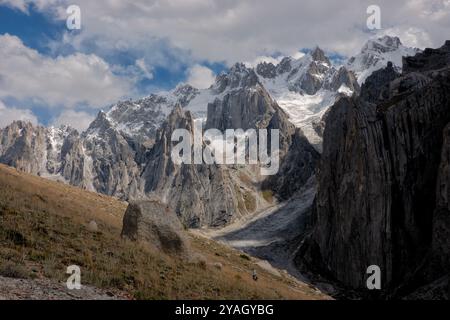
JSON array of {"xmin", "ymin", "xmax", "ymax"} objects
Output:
[
  {"xmin": 135, "ymin": 58, "xmax": 154, "ymax": 80},
  {"xmin": 244, "ymin": 51, "xmax": 305, "ymax": 68},
  {"xmin": 0, "ymin": 0, "xmax": 59, "ymax": 14},
  {"xmin": 186, "ymin": 65, "xmax": 215, "ymax": 89},
  {"xmin": 1, "ymin": 0, "xmax": 448, "ymax": 132},
  {"xmin": 5, "ymin": 0, "xmax": 447, "ymax": 65},
  {"xmin": 380, "ymin": 26, "xmax": 433, "ymax": 49},
  {"xmin": 245, "ymin": 56, "xmax": 283, "ymax": 68},
  {"xmin": 52, "ymin": 109, "xmax": 95, "ymax": 132},
  {"xmin": 0, "ymin": 100, "xmax": 38, "ymax": 128},
  {"xmin": 0, "ymin": 0, "xmax": 26, "ymax": 12},
  {"xmin": 0, "ymin": 34, "xmax": 132, "ymax": 109}
]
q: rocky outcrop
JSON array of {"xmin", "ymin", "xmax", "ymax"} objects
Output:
[
  {"xmin": 78, "ymin": 112, "xmax": 141, "ymax": 198},
  {"xmin": 256, "ymin": 62, "xmax": 277, "ymax": 79},
  {"xmin": 297, "ymin": 41, "xmax": 450, "ymax": 296},
  {"xmin": 287, "ymin": 48, "xmax": 358, "ymax": 96},
  {"xmin": 255, "ymin": 47, "xmax": 362, "ymax": 147},
  {"xmin": 325, "ymin": 66, "xmax": 360, "ymax": 93},
  {"xmin": 403, "ymin": 41, "xmax": 450, "ymax": 73},
  {"xmin": 0, "ymin": 115, "xmax": 142, "ymax": 198},
  {"xmin": 206, "ymin": 63, "xmax": 296, "ymax": 156},
  {"xmin": 359, "ymin": 61, "xmax": 400, "ymax": 103},
  {"xmin": 106, "ymin": 84, "xmax": 199, "ymax": 143},
  {"xmin": 206, "ymin": 84, "xmax": 276, "ymax": 131},
  {"xmin": 428, "ymin": 123, "xmax": 450, "ymax": 282},
  {"xmin": 256, "ymin": 48, "xmax": 359, "ymax": 98},
  {"xmin": 139, "ymin": 106, "xmax": 244, "ymax": 227},
  {"xmin": 311, "ymin": 107, "xmax": 331, "ymax": 140},
  {"xmin": 262, "ymin": 129, "xmax": 320, "ymax": 200},
  {"xmin": 121, "ymin": 200, "xmax": 190, "ymax": 257},
  {"xmin": 311, "ymin": 47, "xmax": 331, "ymax": 65},
  {"xmin": 0, "ymin": 121, "xmax": 48, "ymax": 175},
  {"xmin": 206, "ymin": 63, "xmax": 276, "ymax": 131},
  {"xmin": 0, "ymin": 121, "xmax": 76, "ymax": 177}
]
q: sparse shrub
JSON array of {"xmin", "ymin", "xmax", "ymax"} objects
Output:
[
  {"xmin": 197, "ymin": 259, "xmax": 207, "ymax": 270},
  {"xmin": 5, "ymin": 229, "xmax": 28, "ymax": 246},
  {"xmin": 0, "ymin": 262, "xmax": 29, "ymax": 279},
  {"xmin": 239, "ymin": 254, "xmax": 251, "ymax": 261}
]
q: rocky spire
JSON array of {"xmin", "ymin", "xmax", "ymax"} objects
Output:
[{"xmin": 311, "ymin": 46, "xmax": 331, "ymax": 65}]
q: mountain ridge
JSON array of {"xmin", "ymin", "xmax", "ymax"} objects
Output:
[{"xmin": 0, "ymin": 35, "xmax": 419, "ymax": 228}]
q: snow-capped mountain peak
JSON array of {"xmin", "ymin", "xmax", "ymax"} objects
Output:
[
  {"xmin": 310, "ymin": 46, "xmax": 331, "ymax": 66},
  {"xmin": 347, "ymin": 35, "xmax": 420, "ymax": 84},
  {"xmin": 212, "ymin": 62, "xmax": 260, "ymax": 93},
  {"xmin": 253, "ymin": 47, "xmax": 359, "ymax": 148}
]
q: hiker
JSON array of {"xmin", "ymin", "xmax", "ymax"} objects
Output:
[{"xmin": 252, "ymin": 269, "xmax": 258, "ymax": 281}]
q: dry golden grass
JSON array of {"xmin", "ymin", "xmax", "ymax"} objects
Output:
[
  {"xmin": 0, "ymin": 164, "xmax": 328, "ymax": 300},
  {"xmin": 243, "ymin": 191, "xmax": 257, "ymax": 212},
  {"xmin": 262, "ymin": 190, "xmax": 274, "ymax": 204}
]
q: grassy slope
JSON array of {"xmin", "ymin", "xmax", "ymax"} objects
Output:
[{"xmin": 0, "ymin": 164, "xmax": 328, "ymax": 300}]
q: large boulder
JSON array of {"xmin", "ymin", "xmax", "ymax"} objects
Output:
[{"xmin": 121, "ymin": 200, "xmax": 190, "ymax": 257}]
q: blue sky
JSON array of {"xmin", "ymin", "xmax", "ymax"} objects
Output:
[
  {"xmin": 0, "ymin": 5, "xmax": 63, "ymax": 54},
  {"xmin": 0, "ymin": 0, "xmax": 447, "ymax": 131},
  {"xmin": 0, "ymin": 3, "xmax": 229, "ymax": 129}
]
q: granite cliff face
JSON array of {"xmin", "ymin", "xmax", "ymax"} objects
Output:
[
  {"xmin": 298, "ymin": 41, "xmax": 450, "ymax": 297},
  {"xmin": 206, "ymin": 63, "xmax": 277, "ymax": 131},
  {"xmin": 0, "ymin": 121, "xmax": 76, "ymax": 178},
  {"xmin": 430, "ymin": 123, "xmax": 450, "ymax": 279},
  {"xmin": 262, "ymin": 129, "xmax": 320, "ymax": 200},
  {"xmin": 139, "ymin": 106, "xmax": 246, "ymax": 227}
]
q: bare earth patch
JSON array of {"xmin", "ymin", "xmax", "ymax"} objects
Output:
[{"xmin": 0, "ymin": 276, "xmax": 130, "ymax": 300}]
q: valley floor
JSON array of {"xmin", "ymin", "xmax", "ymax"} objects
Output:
[{"xmin": 193, "ymin": 177, "xmax": 337, "ymax": 295}]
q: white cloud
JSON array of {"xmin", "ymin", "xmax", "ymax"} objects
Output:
[
  {"xmin": 291, "ymin": 52, "xmax": 306, "ymax": 60},
  {"xmin": 0, "ymin": 0, "xmax": 58, "ymax": 13},
  {"xmin": 135, "ymin": 58, "xmax": 154, "ymax": 80},
  {"xmin": 3, "ymin": 1, "xmax": 449, "ymax": 68},
  {"xmin": 245, "ymin": 56, "xmax": 283, "ymax": 68},
  {"xmin": 21, "ymin": 0, "xmax": 448, "ymax": 65},
  {"xmin": 52, "ymin": 109, "xmax": 95, "ymax": 132},
  {"xmin": 0, "ymin": 0, "xmax": 27, "ymax": 12},
  {"xmin": 380, "ymin": 26, "xmax": 433, "ymax": 49},
  {"xmin": 0, "ymin": 34, "xmax": 132, "ymax": 109},
  {"xmin": 186, "ymin": 64, "xmax": 215, "ymax": 89},
  {"xmin": 244, "ymin": 51, "xmax": 305, "ymax": 68},
  {"xmin": 0, "ymin": 100, "xmax": 38, "ymax": 128}
]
